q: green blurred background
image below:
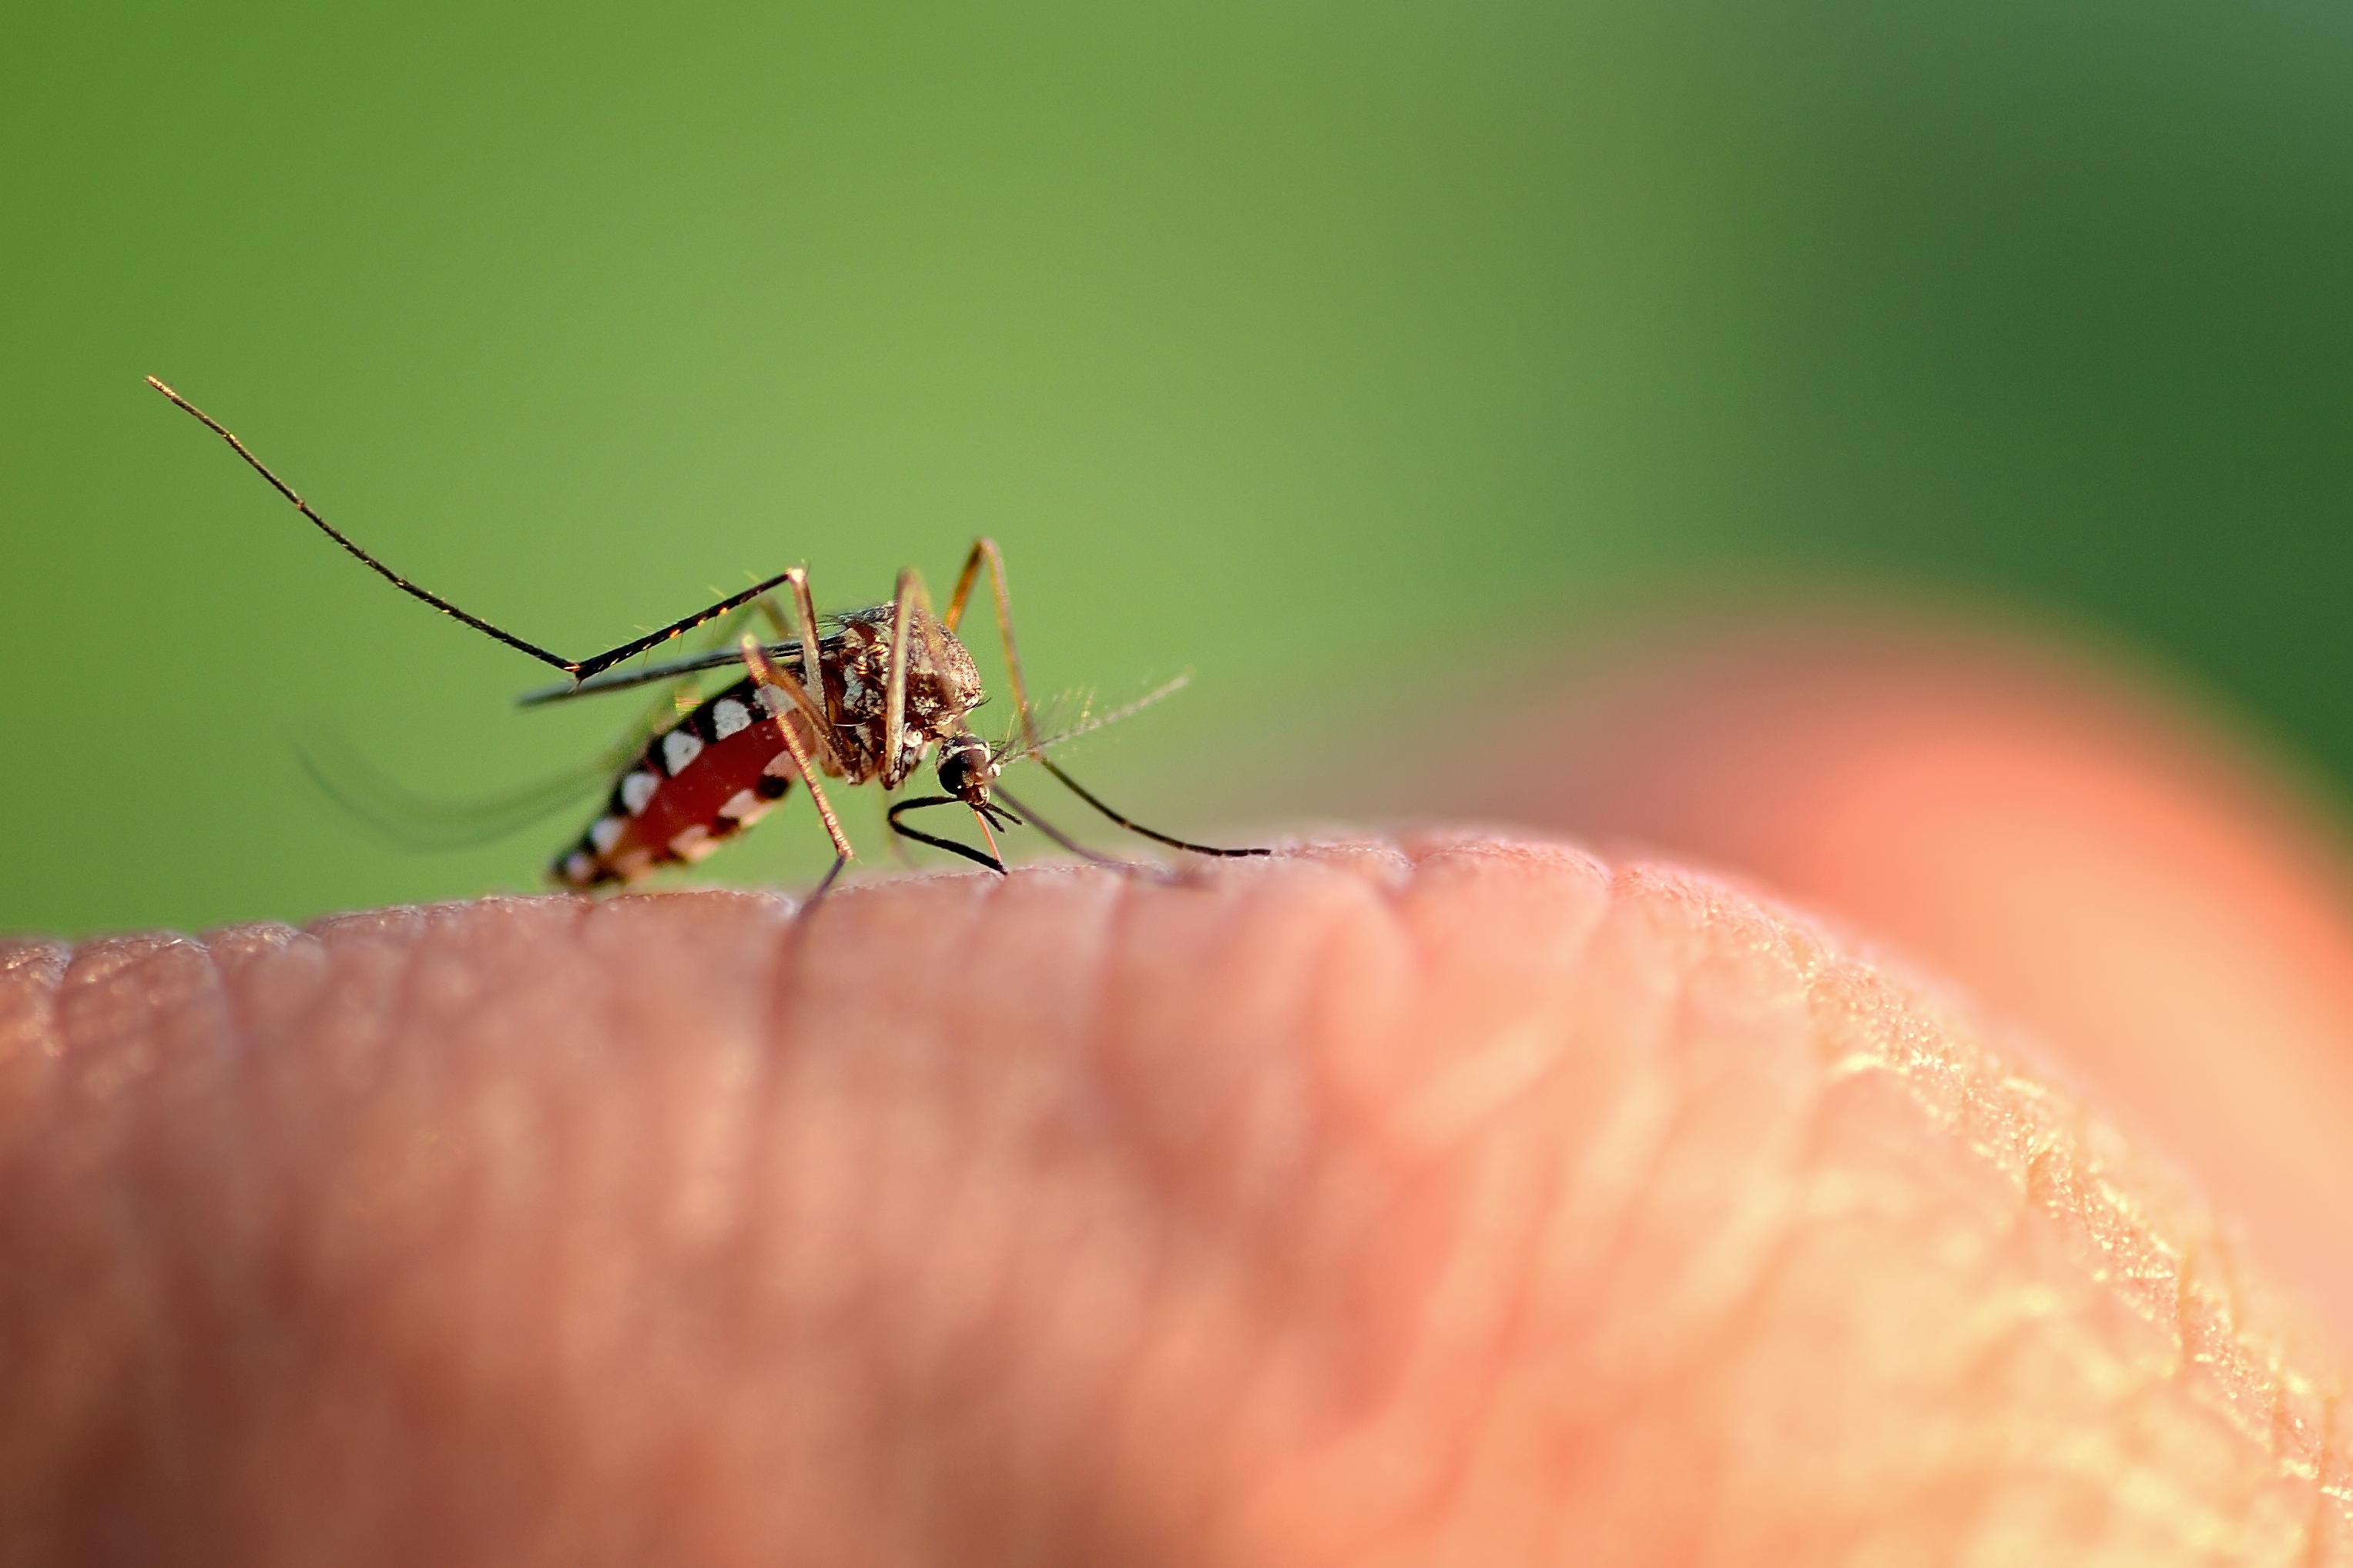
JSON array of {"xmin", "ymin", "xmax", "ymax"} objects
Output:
[{"xmin": 5, "ymin": 2, "xmax": 2349, "ymax": 936}]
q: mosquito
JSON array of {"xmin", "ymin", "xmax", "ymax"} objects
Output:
[{"xmin": 146, "ymin": 376, "xmax": 1269, "ymax": 900}]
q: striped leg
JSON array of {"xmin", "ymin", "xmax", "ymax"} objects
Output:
[
  {"xmin": 738, "ymin": 634, "xmax": 855, "ymax": 905},
  {"xmin": 882, "ymin": 565, "xmax": 950, "ymax": 768},
  {"xmin": 746, "ymin": 570, "xmax": 843, "ymax": 766},
  {"xmin": 943, "ymin": 539, "xmax": 1041, "ymax": 750}
]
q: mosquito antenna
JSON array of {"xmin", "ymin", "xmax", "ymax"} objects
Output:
[{"xmin": 993, "ymin": 673, "xmax": 1193, "ymax": 766}]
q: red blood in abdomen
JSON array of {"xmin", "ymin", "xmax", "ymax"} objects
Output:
[{"xmin": 614, "ymin": 719, "xmax": 799, "ymax": 863}]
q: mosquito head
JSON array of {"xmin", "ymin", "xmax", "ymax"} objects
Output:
[{"xmin": 935, "ymin": 731, "xmax": 1001, "ymax": 809}]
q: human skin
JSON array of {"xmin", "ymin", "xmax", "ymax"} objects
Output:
[
  {"xmin": 5, "ymin": 635, "xmax": 2352, "ymax": 1564},
  {"xmin": 1441, "ymin": 616, "xmax": 2353, "ymax": 1347}
]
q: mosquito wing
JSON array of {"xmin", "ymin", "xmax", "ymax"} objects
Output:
[{"xmin": 297, "ymin": 725, "xmax": 633, "ymax": 851}]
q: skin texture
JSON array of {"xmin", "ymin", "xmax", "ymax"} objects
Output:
[
  {"xmin": 5, "ymin": 623, "xmax": 2353, "ymax": 1564},
  {"xmin": 1442, "ymin": 615, "xmax": 2353, "ymax": 1345}
]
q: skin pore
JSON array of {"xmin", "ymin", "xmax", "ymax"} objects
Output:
[{"xmin": 5, "ymin": 624, "xmax": 2352, "ymax": 1564}]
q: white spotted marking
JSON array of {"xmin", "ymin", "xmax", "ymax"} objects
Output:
[
  {"xmin": 754, "ymin": 684, "xmax": 792, "ymax": 717},
  {"xmin": 763, "ymin": 749, "xmax": 801, "ymax": 779},
  {"xmin": 561, "ymin": 852, "xmax": 594, "ymax": 885},
  {"xmin": 612, "ymin": 848, "xmax": 656, "ymax": 880},
  {"xmin": 589, "ymin": 816, "xmax": 625, "ymax": 854},
  {"xmin": 669, "ymin": 825, "xmax": 716, "ymax": 862},
  {"xmin": 662, "ymin": 729, "xmax": 705, "ymax": 775},
  {"xmin": 719, "ymin": 789, "xmax": 766, "ymax": 821},
  {"xmin": 621, "ymin": 771, "xmax": 659, "ymax": 816},
  {"xmin": 711, "ymin": 698, "xmax": 752, "ymax": 739}
]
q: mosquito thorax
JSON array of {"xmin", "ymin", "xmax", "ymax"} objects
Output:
[
  {"xmin": 826, "ymin": 605, "xmax": 987, "ymax": 787},
  {"xmin": 935, "ymin": 732, "xmax": 999, "ymax": 807}
]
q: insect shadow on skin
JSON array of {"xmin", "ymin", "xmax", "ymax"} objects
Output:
[{"xmin": 148, "ymin": 376, "xmax": 1271, "ymax": 907}]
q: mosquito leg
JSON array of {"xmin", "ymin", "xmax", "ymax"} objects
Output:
[
  {"xmin": 881, "ymin": 565, "xmax": 960, "ymax": 768},
  {"xmin": 945, "ymin": 538, "xmax": 1271, "ymax": 859},
  {"xmin": 149, "ymin": 378, "xmax": 850, "ymax": 698},
  {"xmin": 729, "ymin": 572, "xmax": 841, "ymax": 768},
  {"xmin": 752, "ymin": 572, "xmax": 839, "ymax": 735},
  {"xmin": 805, "ymin": 850, "xmax": 850, "ymax": 909},
  {"xmin": 942, "ymin": 538, "xmax": 1041, "ymax": 750},
  {"xmin": 637, "ymin": 600, "xmax": 758, "ymax": 730},
  {"xmin": 739, "ymin": 634, "xmax": 856, "ymax": 895},
  {"xmin": 561, "ymin": 569, "xmax": 823, "ymax": 684},
  {"xmin": 149, "ymin": 377, "xmax": 583, "ymax": 675}
]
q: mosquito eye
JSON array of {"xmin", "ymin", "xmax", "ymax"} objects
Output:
[{"xmin": 938, "ymin": 737, "xmax": 994, "ymax": 799}]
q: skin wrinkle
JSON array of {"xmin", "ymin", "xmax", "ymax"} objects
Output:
[
  {"xmin": 1574, "ymin": 884, "xmax": 1825, "ymax": 1557},
  {"xmin": 1553, "ymin": 871, "xmax": 1755, "ymax": 1377},
  {"xmin": 726, "ymin": 888, "xmax": 803, "ymax": 1356},
  {"xmin": 947, "ymin": 868, "xmax": 1135, "ymax": 1560},
  {"xmin": 1399, "ymin": 861, "xmax": 1696, "ymax": 1563},
  {"xmin": 1069, "ymin": 870, "xmax": 1171, "ymax": 1563},
  {"xmin": 1242, "ymin": 848, "xmax": 1761, "ymax": 1563},
  {"xmin": 199, "ymin": 918, "xmax": 322, "ymax": 1251},
  {"xmin": 752, "ymin": 886, "xmax": 896, "ymax": 1560},
  {"xmin": 69, "ymin": 936, "xmax": 234, "ymax": 1332},
  {"xmin": 531, "ymin": 896, "xmax": 659, "ymax": 1551},
  {"xmin": 1671, "ymin": 1044, "xmax": 1836, "ymax": 1554},
  {"xmin": 1205, "ymin": 854, "xmax": 1469, "ymax": 1409},
  {"xmin": 1214, "ymin": 866, "xmax": 1422, "ymax": 1543},
  {"xmin": 26, "ymin": 940, "xmax": 218, "ymax": 1556},
  {"xmin": 1063, "ymin": 863, "xmax": 1208, "ymax": 1564},
  {"xmin": 2, "ymin": 839, "xmax": 2352, "ymax": 1564},
  {"xmin": 787, "ymin": 873, "xmax": 1021, "ymax": 1566},
  {"xmin": 1833, "ymin": 950, "xmax": 2304, "ymax": 1445},
  {"xmin": 1368, "ymin": 906, "xmax": 1638, "ymax": 1550},
  {"xmin": 1402, "ymin": 856, "xmax": 2343, "ymax": 1563},
  {"xmin": 703, "ymin": 894, "xmax": 853, "ymax": 1561},
  {"xmin": 1462, "ymin": 868, "xmax": 1768, "ymax": 1564},
  {"xmin": 679, "ymin": 893, "xmax": 796, "ymax": 1281},
  {"xmin": 195, "ymin": 927, "xmax": 344, "ymax": 1564},
  {"xmin": 0, "ymin": 942, "xmax": 70, "ymax": 1067},
  {"xmin": 0, "ymin": 943, "xmax": 69, "ymax": 1232},
  {"xmin": 1217, "ymin": 874, "xmax": 1371, "ymax": 1379},
  {"xmin": 866, "ymin": 871, "xmax": 1009, "ymax": 1560},
  {"xmin": 125, "ymin": 934, "xmax": 278, "ymax": 1523},
  {"xmin": 1763, "ymin": 903, "xmax": 2350, "ymax": 1558},
  {"xmin": 608, "ymin": 893, "xmax": 799, "ymax": 1567},
  {"xmin": 1085, "ymin": 861, "xmax": 1316, "ymax": 1554},
  {"xmin": 317, "ymin": 906, "xmax": 532, "ymax": 1563},
  {"xmin": 865, "ymin": 869, "xmax": 1024, "ymax": 1550}
]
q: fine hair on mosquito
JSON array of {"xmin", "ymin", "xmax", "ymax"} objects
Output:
[{"xmin": 147, "ymin": 376, "xmax": 1270, "ymax": 904}]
